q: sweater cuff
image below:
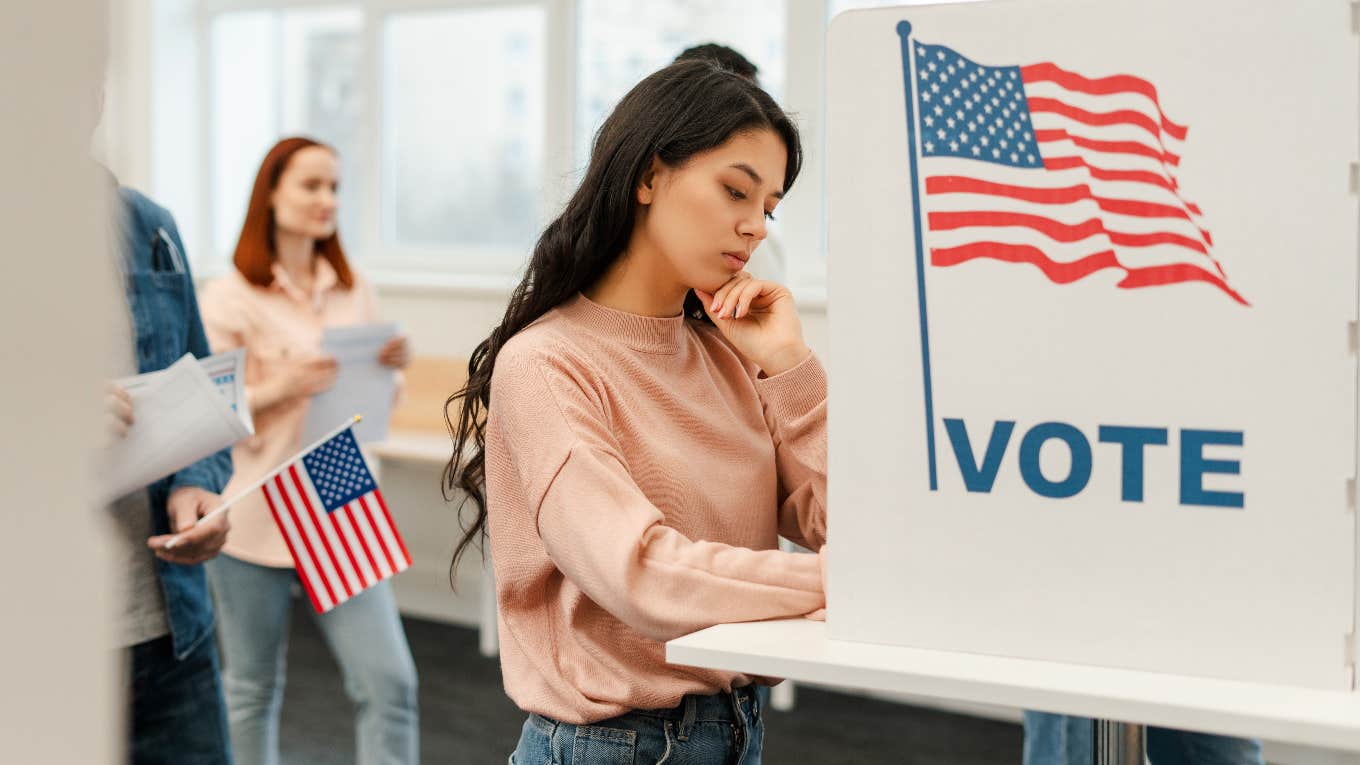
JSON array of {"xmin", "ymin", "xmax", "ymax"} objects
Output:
[{"xmin": 754, "ymin": 352, "xmax": 826, "ymax": 423}]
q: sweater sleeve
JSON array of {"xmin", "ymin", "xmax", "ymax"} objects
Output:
[
  {"xmin": 755, "ymin": 352, "xmax": 828, "ymax": 552},
  {"xmin": 490, "ymin": 346, "xmax": 825, "ymax": 643}
]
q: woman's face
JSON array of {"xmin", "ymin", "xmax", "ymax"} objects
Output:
[
  {"xmin": 638, "ymin": 128, "xmax": 787, "ymax": 293},
  {"xmin": 272, "ymin": 146, "xmax": 339, "ymax": 241}
]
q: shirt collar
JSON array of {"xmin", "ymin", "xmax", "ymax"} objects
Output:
[{"xmin": 270, "ymin": 257, "xmax": 339, "ymax": 307}]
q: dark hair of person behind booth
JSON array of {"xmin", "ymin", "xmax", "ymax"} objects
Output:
[
  {"xmin": 232, "ymin": 136, "xmax": 354, "ymax": 289},
  {"xmin": 442, "ymin": 60, "xmax": 801, "ymax": 576},
  {"xmin": 674, "ymin": 42, "xmax": 759, "ymax": 81}
]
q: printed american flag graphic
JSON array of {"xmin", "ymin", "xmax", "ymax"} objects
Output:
[
  {"xmin": 907, "ymin": 39, "xmax": 1247, "ymax": 305},
  {"xmin": 261, "ymin": 427, "xmax": 411, "ymax": 613}
]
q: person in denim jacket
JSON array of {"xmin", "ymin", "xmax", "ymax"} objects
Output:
[{"xmin": 107, "ymin": 181, "xmax": 235, "ymax": 765}]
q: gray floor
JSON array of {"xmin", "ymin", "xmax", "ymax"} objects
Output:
[{"xmin": 277, "ymin": 605, "xmax": 1023, "ymax": 763}]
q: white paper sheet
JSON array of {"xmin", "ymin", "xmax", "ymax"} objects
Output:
[
  {"xmin": 301, "ymin": 323, "xmax": 399, "ymax": 445},
  {"xmin": 102, "ymin": 350, "xmax": 254, "ymax": 503}
]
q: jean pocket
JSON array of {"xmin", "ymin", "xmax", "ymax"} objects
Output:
[{"xmin": 571, "ymin": 725, "xmax": 637, "ymax": 764}]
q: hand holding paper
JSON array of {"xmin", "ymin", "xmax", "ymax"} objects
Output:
[
  {"xmin": 99, "ymin": 350, "xmax": 254, "ymax": 504},
  {"xmin": 377, "ymin": 335, "xmax": 410, "ymax": 369},
  {"xmin": 301, "ymin": 323, "xmax": 400, "ymax": 444},
  {"xmin": 253, "ymin": 354, "xmax": 339, "ymax": 412},
  {"xmin": 105, "ymin": 382, "xmax": 134, "ymax": 441},
  {"xmin": 285, "ymin": 355, "xmax": 340, "ymax": 397}
]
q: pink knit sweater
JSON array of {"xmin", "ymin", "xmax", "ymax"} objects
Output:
[{"xmin": 483, "ymin": 293, "xmax": 827, "ymax": 724}]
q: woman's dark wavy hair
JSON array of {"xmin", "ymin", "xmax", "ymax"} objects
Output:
[{"xmin": 442, "ymin": 60, "xmax": 803, "ymax": 575}]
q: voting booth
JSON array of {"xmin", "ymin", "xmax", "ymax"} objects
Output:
[
  {"xmin": 828, "ymin": 0, "xmax": 1358, "ymax": 690},
  {"xmin": 671, "ymin": 0, "xmax": 1360, "ymax": 756}
]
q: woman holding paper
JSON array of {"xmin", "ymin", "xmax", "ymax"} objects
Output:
[
  {"xmin": 444, "ymin": 61, "xmax": 826, "ymax": 763},
  {"xmin": 199, "ymin": 136, "xmax": 417, "ymax": 765}
]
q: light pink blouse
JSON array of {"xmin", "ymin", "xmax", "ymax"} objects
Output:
[{"xmin": 200, "ymin": 259, "xmax": 383, "ymax": 568}]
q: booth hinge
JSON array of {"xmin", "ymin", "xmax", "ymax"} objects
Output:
[
  {"xmin": 1352, "ymin": 2, "xmax": 1359, "ymax": 35},
  {"xmin": 1349, "ymin": 321, "xmax": 1359, "ymax": 354},
  {"xmin": 1348, "ymin": 478, "xmax": 1357, "ymax": 511},
  {"xmin": 1350, "ymin": 162, "xmax": 1359, "ymax": 194},
  {"xmin": 1347, "ymin": 631, "xmax": 1357, "ymax": 669}
]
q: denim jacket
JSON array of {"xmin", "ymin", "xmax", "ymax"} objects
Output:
[{"xmin": 119, "ymin": 186, "xmax": 233, "ymax": 660}]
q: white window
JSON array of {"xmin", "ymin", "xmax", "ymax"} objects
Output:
[
  {"xmin": 575, "ymin": 0, "xmax": 785, "ymax": 166},
  {"xmin": 208, "ymin": 7, "xmax": 362, "ymax": 264},
  {"xmin": 829, "ymin": 0, "xmax": 985, "ymax": 18},
  {"xmin": 381, "ymin": 6, "xmax": 547, "ymax": 273},
  {"xmin": 145, "ymin": 0, "xmax": 980, "ymax": 292}
]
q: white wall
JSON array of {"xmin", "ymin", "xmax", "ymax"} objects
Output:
[
  {"xmin": 101, "ymin": 0, "xmax": 154, "ymax": 189},
  {"xmin": 0, "ymin": 2, "xmax": 120, "ymax": 761}
]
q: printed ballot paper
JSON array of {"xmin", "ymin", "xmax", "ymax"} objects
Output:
[
  {"xmin": 302, "ymin": 323, "xmax": 399, "ymax": 445},
  {"xmin": 100, "ymin": 350, "xmax": 254, "ymax": 503}
]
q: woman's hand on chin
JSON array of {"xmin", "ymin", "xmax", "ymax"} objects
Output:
[{"xmin": 694, "ymin": 273, "xmax": 811, "ymax": 377}]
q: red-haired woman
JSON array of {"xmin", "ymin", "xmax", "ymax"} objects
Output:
[{"xmin": 199, "ymin": 137, "xmax": 417, "ymax": 765}]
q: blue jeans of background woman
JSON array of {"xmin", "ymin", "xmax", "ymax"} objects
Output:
[
  {"xmin": 207, "ymin": 552, "xmax": 419, "ymax": 765},
  {"xmin": 511, "ymin": 685, "xmax": 763, "ymax": 764},
  {"xmin": 1023, "ymin": 711, "xmax": 1264, "ymax": 765}
]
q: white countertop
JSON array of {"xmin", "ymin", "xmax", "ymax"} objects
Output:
[
  {"xmin": 667, "ymin": 619, "xmax": 1360, "ymax": 752},
  {"xmin": 369, "ymin": 431, "xmax": 451, "ymax": 465}
]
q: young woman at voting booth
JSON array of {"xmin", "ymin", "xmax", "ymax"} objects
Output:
[
  {"xmin": 198, "ymin": 137, "xmax": 418, "ymax": 765},
  {"xmin": 444, "ymin": 60, "xmax": 829, "ymax": 764}
]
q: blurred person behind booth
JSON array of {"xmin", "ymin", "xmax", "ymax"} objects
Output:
[
  {"xmin": 96, "ymin": 85, "xmax": 237, "ymax": 763},
  {"xmin": 198, "ymin": 136, "xmax": 417, "ymax": 765},
  {"xmin": 674, "ymin": 43, "xmax": 790, "ymax": 286},
  {"xmin": 1023, "ymin": 714, "xmax": 1263, "ymax": 765}
]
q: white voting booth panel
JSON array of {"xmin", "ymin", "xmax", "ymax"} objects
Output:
[
  {"xmin": 826, "ymin": 0, "xmax": 1359, "ymax": 694},
  {"xmin": 667, "ymin": 0, "xmax": 1360, "ymax": 753}
]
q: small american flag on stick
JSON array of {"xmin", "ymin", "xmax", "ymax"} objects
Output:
[{"xmin": 261, "ymin": 423, "xmax": 411, "ymax": 613}]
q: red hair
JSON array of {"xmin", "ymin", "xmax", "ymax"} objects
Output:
[{"xmin": 232, "ymin": 136, "xmax": 354, "ymax": 289}]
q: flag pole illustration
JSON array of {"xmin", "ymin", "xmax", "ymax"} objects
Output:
[
  {"xmin": 165, "ymin": 413, "xmax": 412, "ymax": 614},
  {"xmin": 898, "ymin": 21, "xmax": 940, "ymax": 491},
  {"xmin": 893, "ymin": 21, "xmax": 1246, "ymax": 492}
]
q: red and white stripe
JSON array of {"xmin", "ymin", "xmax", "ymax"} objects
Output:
[
  {"xmin": 261, "ymin": 464, "xmax": 412, "ymax": 613},
  {"xmin": 925, "ymin": 61, "xmax": 1247, "ymax": 305}
]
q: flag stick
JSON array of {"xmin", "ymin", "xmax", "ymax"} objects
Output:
[
  {"xmin": 163, "ymin": 414, "xmax": 363, "ymax": 550},
  {"xmin": 896, "ymin": 21, "xmax": 939, "ymax": 492}
]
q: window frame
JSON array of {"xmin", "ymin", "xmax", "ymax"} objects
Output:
[{"xmin": 190, "ymin": 0, "xmax": 832, "ymax": 294}]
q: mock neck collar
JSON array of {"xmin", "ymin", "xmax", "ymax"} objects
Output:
[{"xmin": 563, "ymin": 293, "xmax": 689, "ymax": 354}]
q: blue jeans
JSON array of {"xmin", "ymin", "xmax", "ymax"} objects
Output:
[
  {"xmin": 207, "ymin": 553, "xmax": 419, "ymax": 765},
  {"xmin": 128, "ymin": 633, "xmax": 232, "ymax": 765},
  {"xmin": 1023, "ymin": 712, "xmax": 1264, "ymax": 765},
  {"xmin": 511, "ymin": 685, "xmax": 764, "ymax": 764}
]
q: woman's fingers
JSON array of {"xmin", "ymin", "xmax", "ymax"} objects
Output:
[
  {"xmin": 732, "ymin": 279, "xmax": 769, "ymax": 319},
  {"xmin": 378, "ymin": 336, "xmax": 409, "ymax": 367},
  {"xmin": 725, "ymin": 281, "xmax": 753, "ymax": 319},
  {"xmin": 709, "ymin": 271, "xmax": 753, "ymax": 315},
  {"xmin": 382, "ymin": 337, "xmax": 412, "ymax": 369},
  {"xmin": 710, "ymin": 282, "xmax": 738, "ymax": 316}
]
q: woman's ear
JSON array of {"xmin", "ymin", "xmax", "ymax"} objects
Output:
[{"xmin": 637, "ymin": 156, "xmax": 664, "ymax": 205}]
